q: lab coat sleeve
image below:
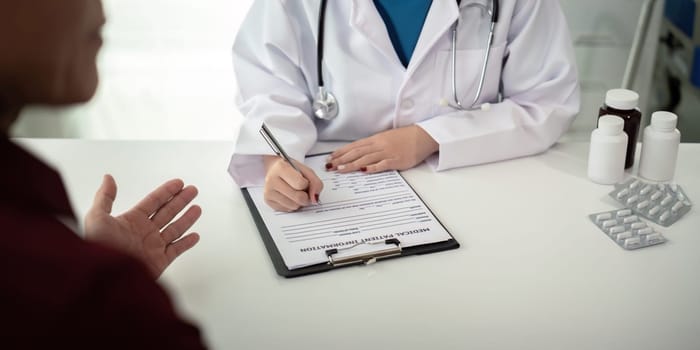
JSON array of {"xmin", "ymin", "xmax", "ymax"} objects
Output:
[
  {"xmin": 417, "ymin": 0, "xmax": 581, "ymax": 171},
  {"xmin": 228, "ymin": 0, "xmax": 318, "ymax": 187}
]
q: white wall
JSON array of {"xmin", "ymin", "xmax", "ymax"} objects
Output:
[{"xmin": 11, "ymin": 0, "xmax": 661, "ymax": 141}]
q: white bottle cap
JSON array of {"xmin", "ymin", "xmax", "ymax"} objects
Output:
[
  {"xmin": 650, "ymin": 111, "xmax": 678, "ymax": 131},
  {"xmin": 605, "ymin": 89, "xmax": 639, "ymax": 110},
  {"xmin": 598, "ymin": 115, "xmax": 624, "ymax": 135}
]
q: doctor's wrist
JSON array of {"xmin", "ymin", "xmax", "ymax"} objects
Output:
[
  {"xmin": 263, "ymin": 155, "xmax": 281, "ymax": 172},
  {"xmin": 413, "ymin": 125, "xmax": 439, "ymax": 156}
]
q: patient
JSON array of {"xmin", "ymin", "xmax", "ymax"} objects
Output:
[{"xmin": 0, "ymin": 0, "xmax": 207, "ymax": 347}]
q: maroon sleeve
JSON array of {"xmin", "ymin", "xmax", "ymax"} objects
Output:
[{"xmin": 70, "ymin": 256, "xmax": 208, "ymax": 349}]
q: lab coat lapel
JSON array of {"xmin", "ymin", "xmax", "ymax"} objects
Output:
[
  {"xmin": 407, "ymin": 0, "xmax": 459, "ymax": 75},
  {"xmin": 349, "ymin": 0, "xmax": 402, "ymax": 67}
]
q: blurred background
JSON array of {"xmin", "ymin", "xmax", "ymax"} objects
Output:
[
  {"xmin": 11, "ymin": 0, "xmax": 246, "ymax": 139},
  {"xmin": 11, "ymin": 0, "xmax": 698, "ymax": 142}
]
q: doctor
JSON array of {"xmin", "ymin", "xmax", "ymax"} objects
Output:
[{"xmin": 229, "ymin": 0, "xmax": 580, "ymax": 211}]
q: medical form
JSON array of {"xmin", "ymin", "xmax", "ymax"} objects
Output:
[{"xmin": 244, "ymin": 154, "xmax": 455, "ymax": 271}]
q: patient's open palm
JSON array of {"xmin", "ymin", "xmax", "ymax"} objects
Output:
[{"xmin": 84, "ymin": 175, "xmax": 201, "ymax": 278}]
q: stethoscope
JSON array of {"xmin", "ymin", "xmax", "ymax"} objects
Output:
[{"xmin": 313, "ymin": 0, "xmax": 500, "ymax": 120}]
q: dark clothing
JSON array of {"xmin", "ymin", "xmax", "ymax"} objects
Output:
[{"xmin": 0, "ymin": 138, "xmax": 206, "ymax": 349}]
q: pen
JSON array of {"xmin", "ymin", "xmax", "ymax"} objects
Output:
[{"xmin": 259, "ymin": 122, "xmax": 303, "ymax": 174}]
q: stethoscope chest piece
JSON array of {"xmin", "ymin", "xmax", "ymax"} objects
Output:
[{"xmin": 312, "ymin": 86, "xmax": 339, "ymax": 120}]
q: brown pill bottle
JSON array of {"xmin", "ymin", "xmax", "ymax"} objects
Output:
[{"xmin": 598, "ymin": 89, "xmax": 642, "ymax": 169}]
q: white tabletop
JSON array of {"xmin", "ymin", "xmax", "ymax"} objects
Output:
[{"xmin": 17, "ymin": 139, "xmax": 700, "ymax": 350}]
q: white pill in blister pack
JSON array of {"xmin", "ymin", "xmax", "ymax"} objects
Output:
[
  {"xmin": 623, "ymin": 215, "xmax": 638, "ymax": 224},
  {"xmin": 609, "ymin": 177, "xmax": 693, "ymax": 227},
  {"xmin": 638, "ymin": 227, "xmax": 653, "ymax": 235},
  {"xmin": 616, "ymin": 231, "xmax": 634, "ymax": 241},
  {"xmin": 602, "ymin": 219, "xmax": 617, "ymax": 228},
  {"xmin": 649, "ymin": 206, "xmax": 661, "ymax": 216},
  {"xmin": 596, "ymin": 213, "xmax": 612, "ymax": 222},
  {"xmin": 630, "ymin": 222, "xmax": 646, "ymax": 230},
  {"xmin": 589, "ymin": 209, "xmax": 667, "ymax": 250},
  {"xmin": 617, "ymin": 189, "xmax": 630, "ymax": 199},
  {"xmin": 672, "ymin": 201, "xmax": 684, "ymax": 213},
  {"xmin": 646, "ymin": 233, "xmax": 664, "ymax": 244},
  {"xmin": 624, "ymin": 237, "xmax": 642, "ymax": 249},
  {"xmin": 610, "ymin": 226, "xmax": 626, "ymax": 234},
  {"xmin": 617, "ymin": 209, "xmax": 632, "ymax": 217}
]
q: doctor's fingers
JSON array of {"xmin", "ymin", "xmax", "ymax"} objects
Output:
[
  {"xmin": 328, "ymin": 144, "xmax": 378, "ymax": 170},
  {"xmin": 329, "ymin": 138, "xmax": 375, "ymax": 160},
  {"xmin": 335, "ymin": 151, "xmax": 385, "ymax": 174},
  {"xmin": 266, "ymin": 176, "xmax": 310, "ymax": 207},
  {"xmin": 276, "ymin": 166, "xmax": 310, "ymax": 192},
  {"xmin": 298, "ymin": 166, "xmax": 323, "ymax": 204},
  {"xmin": 264, "ymin": 189, "xmax": 304, "ymax": 212},
  {"xmin": 363, "ymin": 159, "xmax": 400, "ymax": 174}
]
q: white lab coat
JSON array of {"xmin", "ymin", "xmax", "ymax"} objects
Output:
[{"xmin": 229, "ymin": 0, "xmax": 580, "ymax": 187}]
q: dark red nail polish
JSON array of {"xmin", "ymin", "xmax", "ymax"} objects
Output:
[
  {"xmin": 315, "ymin": 194, "xmax": 320, "ymax": 202},
  {"xmin": 325, "ymin": 163, "xmax": 332, "ymax": 170},
  {"xmin": 360, "ymin": 167, "xmax": 367, "ymax": 172}
]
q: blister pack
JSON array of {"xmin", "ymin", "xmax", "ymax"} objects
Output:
[
  {"xmin": 609, "ymin": 178, "xmax": 692, "ymax": 227},
  {"xmin": 589, "ymin": 209, "xmax": 667, "ymax": 250}
]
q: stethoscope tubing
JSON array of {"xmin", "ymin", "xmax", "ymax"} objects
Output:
[
  {"xmin": 317, "ymin": 0, "xmax": 329, "ymax": 87},
  {"xmin": 315, "ymin": 0, "xmax": 500, "ymax": 118},
  {"xmin": 451, "ymin": 0, "xmax": 499, "ymax": 111}
]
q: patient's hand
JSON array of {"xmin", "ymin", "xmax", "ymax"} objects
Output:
[{"xmin": 84, "ymin": 175, "xmax": 202, "ymax": 278}]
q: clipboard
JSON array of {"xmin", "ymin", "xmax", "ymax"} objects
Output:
[{"xmin": 241, "ymin": 156, "xmax": 459, "ymax": 278}]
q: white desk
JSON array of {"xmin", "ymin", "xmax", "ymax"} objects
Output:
[{"xmin": 17, "ymin": 139, "xmax": 700, "ymax": 350}]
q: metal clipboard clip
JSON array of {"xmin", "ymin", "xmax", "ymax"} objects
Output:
[{"xmin": 325, "ymin": 239, "xmax": 402, "ymax": 267}]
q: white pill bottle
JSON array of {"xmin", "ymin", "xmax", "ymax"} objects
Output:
[
  {"xmin": 638, "ymin": 111, "xmax": 681, "ymax": 182},
  {"xmin": 588, "ymin": 115, "xmax": 628, "ymax": 184}
]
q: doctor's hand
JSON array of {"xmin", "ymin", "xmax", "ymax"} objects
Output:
[
  {"xmin": 327, "ymin": 125, "xmax": 439, "ymax": 174},
  {"xmin": 84, "ymin": 175, "xmax": 202, "ymax": 278},
  {"xmin": 264, "ymin": 155, "xmax": 323, "ymax": 212}
]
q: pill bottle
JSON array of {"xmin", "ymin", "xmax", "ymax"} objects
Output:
[
  {"xmin": 638, "ymin": 111, "xmax": 681, "ymax": 182},
  {"xmin": 598, "ymin": 89, "xmax": 642, "ymax": 169},
  {"xmin": 588, "ymin": 115, "xmax": 628, "ymax": 185}
]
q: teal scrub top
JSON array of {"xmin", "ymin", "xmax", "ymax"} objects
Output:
[{"xmin": 373, "ymin": 0, "xmax": 433, "ymax": 67}]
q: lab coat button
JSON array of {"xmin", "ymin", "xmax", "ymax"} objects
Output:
[{"xmin": 403, "ymin": 99, "xmax": 415, "ymax": 109}]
